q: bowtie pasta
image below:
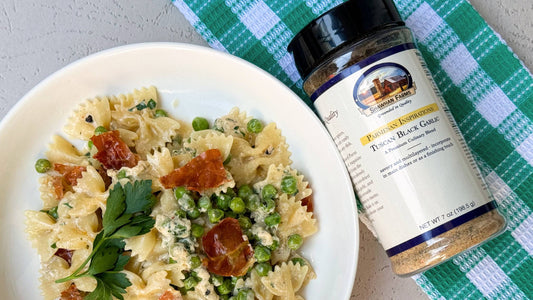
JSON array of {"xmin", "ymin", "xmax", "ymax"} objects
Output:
[{"xmin": 26, "ymin": 87, "xmax": 318, "ymax": 300}]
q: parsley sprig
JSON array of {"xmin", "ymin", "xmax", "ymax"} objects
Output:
[{"xmin": 56, "ymin": 180, "xmax": 156, "ymax": 300}]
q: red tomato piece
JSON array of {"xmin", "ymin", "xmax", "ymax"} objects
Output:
[
  {"xmin": 54, "ymin": 248, "xmax": 74, "ymax": 267},
  {"xmin": 91, "ymin": 130, "xmax": 139, "ymax": 170},
  {"xmin": 160, "ymin": 149, "xmax": 228, "ymax": 192},
  {"xmin": 201, "ymin": 218, "xmax": 254, "ymax": 277},
  {"xmin": 60, "ymin": 283, "xmax": 85, "ymax": 300}
]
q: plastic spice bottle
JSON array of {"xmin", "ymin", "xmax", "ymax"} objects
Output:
[{"xmin": 288, "ymin": 0, "xmax": 506, "ymax": 276}]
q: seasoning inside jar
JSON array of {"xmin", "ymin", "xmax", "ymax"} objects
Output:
[{"xmin": 288, "ymin": 0, "xmax": 506, "ymax": 276}]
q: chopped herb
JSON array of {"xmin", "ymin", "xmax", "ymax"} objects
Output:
[
  {"xmin": 129, "ymin": 99, "xmax": 156, "ymax": 112},
  {"xmin": 55, "ymin": 180, "xmax": 155, "ymax": 300},
  {"xmin": 51, "ymin": 242, "xmax": 57, "ymax": 249},
  {"xmin": 223, "ymin": 154, "xmax": 232, "ymax": 165},
  {"xmin": 147, "ymin": 99, "xmax": 157, "ymax": 110},
  {"xmin": 63, "ymin": 203, "xmax": 73, "ymax": 209},
  {"xmin": 41, "ymin": 206, "xmax": 59, "ymax": 219}
]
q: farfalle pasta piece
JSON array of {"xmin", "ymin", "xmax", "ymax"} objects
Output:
[
  {"xmin": 124, "ymin": 270, "xmax": 172, "ymax": 299},
  {"xmin": 125, "ymin": 229, "xmax": 158, "ymax": 262},
  {"xmin": 135, "ymin": 112, "xmax": 181, "ymax": 157},
  {"xmin": 24, "ymin": 211, "xmax": 58, "ymax": 260},
  {"xmin": 46, "ymin": 135, "xmax": 88, "ymax": 166},
  {"xmin": 246, "ymin": 269, "xmax": 274, "ymax": 300},
  {"xmin": 55, "ymin": 213, "xmax": 99, "ymax": 250},
  {"xmin": 213, "ymin": 107, "xmax": 252, "ymax": 140},
  {"xmin": 260, "ymin": 261, "xmax": 309, "ymax": 300},
  {"xmin": 226, "ymin": 123, "xmax": 291, "ymax": 185},
  {"xmin": 276, "ymin": 194, "xmax": 317, "ymax": 239},
  {"xmin": 108, "ymin": 86, "xmax": 159, "ymax": 112},
  {"xmin": 63, "ymin": 96, "xmax": 111, "ymax": 140},
  {"xmin": 184, "ymin": 129, "xmax": 234, "ymax": 161}
]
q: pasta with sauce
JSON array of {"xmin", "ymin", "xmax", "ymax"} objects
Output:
[{"xmin": 26, "ymin": 87, "xmax": 317, "ymax": 300}]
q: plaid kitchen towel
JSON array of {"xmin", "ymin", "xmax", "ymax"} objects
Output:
[{"xmin": 172, "ymin": 0, "xmax": 533, "ymax": 298}]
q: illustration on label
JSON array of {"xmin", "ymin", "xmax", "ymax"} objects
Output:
[{"xmin": 353, "ymin": 62, "xmax": 416, "ymax": 116}]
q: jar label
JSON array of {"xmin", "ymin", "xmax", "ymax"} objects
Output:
[{"xmin": 313, "ymin": 43, "xmax": 497, "ymax": 256}]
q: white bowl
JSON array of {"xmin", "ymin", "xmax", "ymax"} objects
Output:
[{"xmin": 0, "ymin": 43, "xmax": 359, "ymax": 299}]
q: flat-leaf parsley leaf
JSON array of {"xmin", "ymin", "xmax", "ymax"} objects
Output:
[{"xmin": 56, "ymin": 179, "xmax": 155, "ymax": 300}]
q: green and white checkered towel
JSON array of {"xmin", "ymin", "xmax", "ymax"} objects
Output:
[{"xmin": 172, "ymin": 0, "xmax": 532, "ymax": 298}]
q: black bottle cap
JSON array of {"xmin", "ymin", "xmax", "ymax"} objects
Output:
[{"xmin": 287, "ymin": 0, "xmax": 404, "ymax": 80}]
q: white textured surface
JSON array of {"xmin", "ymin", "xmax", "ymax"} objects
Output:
[{"xmin": 0, "ymin": 0, "xmax": 531, "ymax": 299}]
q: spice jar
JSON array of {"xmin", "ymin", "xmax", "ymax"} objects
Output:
[{"xmin": 288, "ymin": 0, "xmax": 506, "ymax": 276}]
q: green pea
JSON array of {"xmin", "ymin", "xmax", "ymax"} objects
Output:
[
  {"xmin": 35, "ymin": 158, "xmax": 52, "ymax": 173},
  {"xmin": 246, "ymin": 194, "xmax": 261, "ymax": 212},
  {"xmin": 224, "ymin": 188, "xmax": 237, "ymax": 198},
  {"xmin": 154, "ymin": 109, "xmax": 168, "ymax": 118},
  {"xmin": 236, "ymin": 289, "xmax": 254, "ymax": 300},
  {"xmin": 254, "ymin": 262, "xmax": 271, "ymax": 276},
  {"xmin": 117, "ymin": 169, "xmax": 127, "ymax": 179},
  {"xmin": 147, "ymin": 99, "xmax": 157, "ymax": 109},
  {"xmin": 187, "ymin": 207, "xmax": 201, "ymax": 219},
  {"xmin": 215, "ymin": 194, "xmax": 231, "ymax": 210},
  {"xmin": 264, "ymin": 212, "xmax": 281, "ymax": 227},
  {"xmin": 219, "ymin": 295, "xmax": 230, "ymax": 300},
  {"xmin": 174, "ymin": 186, "xmax": 188, "ymax": 200},
  {"xmin": 190, "ymin": 223, "xmax": 204, "ymax": 238},
  {"xmin": 281, "ymin": 175, "xmax": 298, "ymax": 195},
  {"xmin": 198, "ymin": 196, "xmax": 212, "ymax": 211},
  {"xmin": 210, "ymin": 274, "xmax": 224, "ymax": 286},
  {"xmin": 238, "ymin": 185, "xmax": 254, "ymax": 200},
  {"xmin": 238, "ymin": 216, "xmax": 252, "ymax": 230},
  {"xmin": 192, "ymin": 117, "xmax": 209, "ymax": 131},
  {"xmin": 216, "ymin": 279, "xmax": 232, "ymax": 295},
  {"xmin": 261, "ymin": 184, "xmax": 277, "ymax": 200},
  {"xmin": 225, "ymin": 211, "xmax": 237, "ymax": 219},
  {"xmin": 178, "ymin": 195, "xmax": 196, "ymax": 211},
  {"xmin": 247, "ymin": 119, "xmax": 263, "ymax": 133},
  {"xmin": 184, "ymin": 276, "xmax": 198, "ymax": 290},
  {"xmin": 208, "ymin": 208, "xmax": 224, "ymax": 223},
  {"xmin": 254, "ymin": 245, "xmax": 271, "ymax": 263},
  {"xmin": 229, "ymin": 197, "xmax": 246, "ymax": 214},
  {"xmin": 291, "ymin": 257, "xmax": 306, "ymax": 266},
  {"xmin": 263, "ymin": 199, "xmax": 276, "ymax": 212},
  {"xmin": 190, "ymin": 255, "xmax": 202, "ymax": 269},
  {"xmin": 94, "ymin": 126, "xmax": 107, "ymax": 135},
  {"xmin": 175, "ymin": 209, "xmax": 187, "ymax": 218},
  {"xmin": 288, "ymin": 234, "xmax": 303, "ymax": 250},
  {"xmin": 269, "ymin": 239, "xmax": 279, "ymax": 251}
]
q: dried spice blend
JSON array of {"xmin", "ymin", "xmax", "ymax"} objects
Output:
[{"xmin": 288, "ymin": 0, "xmax": 506, "ymax": 276}]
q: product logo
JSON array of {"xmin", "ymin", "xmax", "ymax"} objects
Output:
[{"xmin": 353, "ymin": 63, "xmax": 416, "ymax": 116}]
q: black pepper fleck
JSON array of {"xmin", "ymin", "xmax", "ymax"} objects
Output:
[{"xmin": 85, "ymin": 115, "xmax": 93, "ymax": 123}]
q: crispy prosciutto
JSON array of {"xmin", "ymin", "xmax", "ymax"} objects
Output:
[
  {"xmin": 159, "ymin": 290, "xmax": 183, "ymax": 300},
  {"xmin": 54, "ymin": 248, "xmax": 74, "ymax": 267},
  {"xmin": 90, "ymin": 130, "xmax": 139, "ymax": 170},
  {"xmin": 301, "ymin": 184, "xmax": 314, "ymax": 213},
  {"xmin": 201, "ymin": 218, "xmax": 254, "ymax": 277},
  {"xmin": 52, "ymin": 164, "xmax": 87, "ymax": 199},
  {"xmin": 60, "ymin": 283, "xmax": 85, "ymax": 300},
  {"xmin": 160, "ymin": 149, "xmax": 228, "ymax": 192}
]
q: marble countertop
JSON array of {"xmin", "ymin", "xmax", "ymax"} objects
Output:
[{"xmin": 1, "ymin": 0, "xmax": 531, "ymax": 299}]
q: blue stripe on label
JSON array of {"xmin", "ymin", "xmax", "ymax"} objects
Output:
[
  {"xmin": 310, "ymin": 43, "xmax": 417, "ymax": 102},
  {"xmin": 385, "ymin": 201, "xmax": 499, "ymax": 257}
]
